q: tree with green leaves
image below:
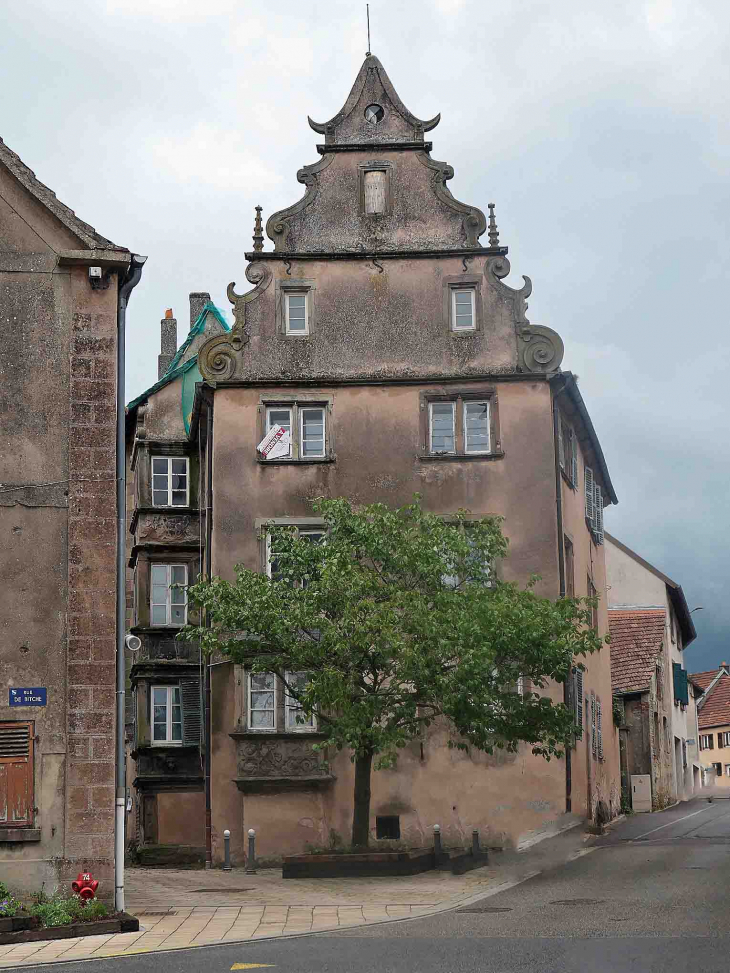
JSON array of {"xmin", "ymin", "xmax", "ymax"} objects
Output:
[{"xmin": 184, "ymin": 497, "xmax": 604, "ymax": 849}]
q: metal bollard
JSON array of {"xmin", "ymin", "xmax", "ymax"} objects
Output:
[
  {"xmin": 223, "ymin": 829, "xmax": 232, "ymax": 871},
  {"xmin": 433, "ymin": 824, "xmax": 442, "ymax": 859},
  {"xmin": 472, "ymin": 829, "xmax": 480, "ymax": 856},
  {"xmin": 245, "ymin": 828, "xmax": 257, "ymax": 874}
]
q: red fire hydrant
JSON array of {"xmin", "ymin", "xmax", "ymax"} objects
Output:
[{"xmin": 71, "ymin": 872, "xmax": 98, "ymax": 902}]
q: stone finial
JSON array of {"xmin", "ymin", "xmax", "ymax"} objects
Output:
[
  {"xmin": 253, "ymin": 205, "xmax": 264, "ymax": 251},
  {"xmin": 488, "ymin": 203, "xmax": 500, "ymax": 248}
]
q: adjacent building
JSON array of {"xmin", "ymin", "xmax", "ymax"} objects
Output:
[
  {"xmin": 0, "ymin": 137, "xmax": 141, "ymax": 892},
  {"xmin": 125, "ymin": 55, "xmax": 621, "ymax": 864},
  {"xmin": 691, "ymin": 663, "xmax": 730, "ymax": 788},
  {"xmin": 605, "ymin": 533, "xmax": 701, "ymax": 808}
]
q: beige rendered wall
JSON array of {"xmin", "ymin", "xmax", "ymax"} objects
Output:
[
  {"xmin": 206, "ymin": 379, "xmax": 593, "ymax": 859},
  {"xmin": 699, "ymin": 726, "xmax": 730, "ymax": 787},
  {"xmin": 157, "ymin": 792, "xmax": 206, "ymax": 845}
]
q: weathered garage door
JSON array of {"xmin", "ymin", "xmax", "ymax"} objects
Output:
[{"xmin": 0, "ymin": 722, "xmax": 34, "ymax": 826}]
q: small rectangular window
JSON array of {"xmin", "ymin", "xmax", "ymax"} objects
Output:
[
  {"xmin": 285, "ymin": 293, "xmax": 308, "ymax": 335},
  {"xmin": 463, "ymin": 400, "xmax": 490, "ymax": 453},
  {"xmin": 376, "ymin": 815, "xmax": 400, "ymax": 839},
  {"xmin": 300, "ymin": 408, "xmax": 325, "ymax": 458},
  {"xmin": 152, "ymin": 456, "xmax": 188, "ymax": 507},
  {"xmin": 285, "ymin": 671, "xmax": 316, "ymax": 730},
  {"xmin": 0, "ymin": 722, "xmax": 34, "ymax": 827},
  {"xmin": 430, "ymin": 402, "xmax": 456, "ymax": 453},
  {"xmin": 723, "ymin": 732, "xmax": 730, "ymax": 747},
  {"xmin": 150, "ymin": 563, "xmax": 187, "ymax": 627},
  {"xmin": 151, "ymin": 685, "xmax": 182, "ymax": 745},
  {"xmin": 267, "ymin": 527, "xmax": 325, "ymax": 584},
  {"xmin": 249, "ymin": 672, "xmax": 276, "ymax": 729},
  {"xmin": 364, "ymin": 170, "xmax": 387, "ymax": 214},
  {"xmin": 451, "ymin": 288, "xmax": 475, "ymax": 331},
  {"xmin": 725, "ymin": 765, "xmax": 730, "ymax": 777}
]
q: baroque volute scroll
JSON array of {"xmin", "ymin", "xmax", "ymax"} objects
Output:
[
  {"xmin": 485, "ymin": 255, "xmax": 564, "ymax": 373},
  {"xmin": 197, "ymin": 262, "xmax": 272, "ymax": 382}
]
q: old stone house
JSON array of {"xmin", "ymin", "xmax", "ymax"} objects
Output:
[
  {"xmin": 0, "ymin": 137, "xmax": 142, "ymax": 893},
  {"xmin": 125, "ymin": 55, "xmax": 621, "ymax": 865},
  {"xmin": 691, "ymin": 664, "xmax": 730, "ymax": 788},
  {"xmin": 606, "ymin": 533, "xmax": 701, "ymax": 808}
]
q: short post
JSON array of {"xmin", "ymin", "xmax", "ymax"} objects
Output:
[
  {"xmin": 433, "ymin": 824, "xmax": 442, "ymax": 860},
  {"xmin": 472, "ymin": 829, "xmax": 480, "ymax": 856},
  {"xmin": 245, "ymin": 828, "xmax": 257, "ymax": 874},
  {"xmin": 222, "ymin": 829, "xmax": 232, "ymax": 871}
]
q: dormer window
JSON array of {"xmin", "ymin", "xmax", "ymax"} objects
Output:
[{"xmin": 285, "ymin": 293, "xmax": 308, "ymax": 335}]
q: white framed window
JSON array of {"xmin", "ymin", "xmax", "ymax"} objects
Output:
[
  {"xmin": 430, "ymin": 402, "xmax": 456, "ymax": 453},
  {"xmin": 722, "ymin": 732, "xmax": 730, "ymax": 748},
  {"xmin": 451, "ymin": 288, "xmax": 476, "ymax": 331},
  {"xmin": 262, "ymin": 402, "xmax": 329, "ymax": 461},
  {"xmin": 463, "ymin": 400, "xmax": 490, "ymax": 453},
  {"xmin": 700, "ymin": 733, "xmax": 714, "ymax": 751},
  {"xmin": 152, "ymin": 685, "xmax": 182, "ymax": 745},
  {"xmin": 300, "ymin": 407, "xmax": 325, "ymax": 458},
  {"xmin": 248, "ymin": 672, "xmax": 276, "ymax": 729},
  {"xmin": 150, "ymin": 563, "xmax": 187, "ymax": 626},
  {"xmin": 285, "ymin": 671, "xmax": 316, "ymax": 730},
  {"xmin": 266, "ymin": 406, "xmax": 293, "ymax": 458},
  {"xmin": 266, "ymin": 527, "xmax": 325, "ymax": 582},
  {"xmin": 151, "ymin": 456, "xmax": 188, "ymax": 507},
  {"xmin": 725, "ymin": 765, "xmax": 730, "ymax": 777},
  {"xmin": 285, "ymin": 293, "xmax": 308, "ymax": 335}
]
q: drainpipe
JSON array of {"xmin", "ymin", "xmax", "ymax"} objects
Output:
[
  {"xmin": 552, "ymin": 376, "xmax": 571, "ymax": 812},
  {"xmin": 115, "ymin": 254, "xmax": 147, "ymax": 913},
  {"xmin": 204, "ymin": 394, "xmax": 214, "ymax": 868}
]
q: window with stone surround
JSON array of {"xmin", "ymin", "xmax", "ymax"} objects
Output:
[
  {"xmin": 150, "ymin": 563, "xmax": 187, "ymax": 626},
  {"xmin": 151, "ymin": 456, "xmax": 188, "ymax": 507},
  {"xmin": 422, "ymin": 391, "xmax": 499, "ymax": 460},
  {"xmin": 259, "ymin": 399, "xmax": 332, "ymax": 463},
  {"xmin": 151, "ymin": 686, "xmax": 182, "ymax": 745},
  {"xmin": 246, "ymin": 671, "xmax": 317, "ymax": 733}
]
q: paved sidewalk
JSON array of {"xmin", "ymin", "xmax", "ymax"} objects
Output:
[{"xmin": 0, "ymin": 823, "xmax": 602, "ymax": 968}]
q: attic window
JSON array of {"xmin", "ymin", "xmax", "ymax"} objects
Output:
[
  {"xmin": 364, "ymin": 171, "xmax": 387, "ymax": 214},
  {"xmin": 364, "ymin": 104, "xmax": 384, "ymax": 125}
]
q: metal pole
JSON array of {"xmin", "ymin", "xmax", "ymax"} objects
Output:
[
  {"xmin": 115, "ymin": 254, "xmax": 147, "ymax": 914},
  {"xmin": 245, "ymin": 829, "xmax": 257, "ymax": 874},
  {"xmin": 472, "ymin": 829, "xmax": 480, "ymax": 856},
  {"xmin": 223, "ymin": 829, "xmax": 231, "ymax": 871}
]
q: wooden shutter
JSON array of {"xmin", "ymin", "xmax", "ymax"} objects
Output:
[
  {"xmin": 590, "ymin": 694, "xmax": 597, "ymax": 757},
  {"xmin": 584, "ymin": 467, "xmax": 595, "ymax": 524},
  {"xmin": 597, "ymin": 698, "xmax": 603, "ymax": 759},
  {"xmin": 558, "ymin": 418, "xmax": 565, "ymax": 471},
  {"xmin": 672, "ymin": 664, "xmax": 689, "ymax": 706},
  {"xmin": 594, "ymin": 485, "xmax": 604, "ymax": 544},
  {"xmin": 0, "ymin": 722, "xmax": 33, "ymax": 827},
  {"xmin": 571, "ymin": 431, "xmax": 578, "ymax": 487},
  {"xmin": 575, "ymin": 668, "xmax": 584, "ymax": 729},
  {"xmin": 180, "ymin": 678, "xmax": 202, "ymax": 747}
]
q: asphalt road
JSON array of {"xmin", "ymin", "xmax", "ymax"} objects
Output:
[{"xmin": 22, "ymin": 797, "xmax": 730, "ymax": 973}]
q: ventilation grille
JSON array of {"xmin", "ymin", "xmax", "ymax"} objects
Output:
[{"xmin": 0, "ymin": 724, "xmax": 30, "ymax": 759}]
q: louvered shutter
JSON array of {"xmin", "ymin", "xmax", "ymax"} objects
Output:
[
  {"xmin": 573, "ymin": 668, "xmax": 584, "ymax": 730},
  {"xmin": 597, "ymin": 698, "xmax": 603, "ymax": 759},
  {"xmin": 571, "ymin": 431, "xmax": 578, "ymax": 487},
  {"xmin": 0, "ymin": 722, "xmax": 33, "ymax": 827},
  {"xmin": 594, "ymin": 485, "xmax": 604, "ymax": 544},
  {"xmin": 584, "ymin": 467, "xmax": 595, "ymax": 525},
  {"xmin": 180, "ymin": 678, "xmax": 202, "ymax": 747},
  {"xmin": 672, "ymin": 664, "xmax": 689, "ymax": 706},
  {"xmin": 591, "ymin": 694, "xmax": 597, "ymax": 757},
  {"xmin": 558, "ymin": 418, "xmax": 565, "ymax": 471}
]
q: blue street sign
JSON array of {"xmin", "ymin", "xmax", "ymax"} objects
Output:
[{"xmin": 8, "ymin": 688, "xmax": 47, "ymax": 706}]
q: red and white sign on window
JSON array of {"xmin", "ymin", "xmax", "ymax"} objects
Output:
[{"xmin": 257, "ymin": 424, "xmax": 291, "ymax": 459}]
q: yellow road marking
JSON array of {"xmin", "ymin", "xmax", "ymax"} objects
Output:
[{"xmin": 231, "ymin": 965, "xmax": 276, "ymax": 970}]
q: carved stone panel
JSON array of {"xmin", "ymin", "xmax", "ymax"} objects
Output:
[
  {"xmin": 236, "ymin": 737, "xmax": 328, "ymax": 780},
  {"xmin": 137, "ymin": 512, "xmax": 198, "ymax": 545}
]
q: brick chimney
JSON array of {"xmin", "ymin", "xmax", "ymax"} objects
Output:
[
  {"xmin": 158, "ymin": 308, "xmax": 177, "ymax": 379},
  {"xmin": 189, "ymin": 292, "xmax": 211, "ymax": 330}
]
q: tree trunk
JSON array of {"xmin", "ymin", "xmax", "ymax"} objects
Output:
[{"xmin": 351, "ymin": 749, "xmax": 374, "ymax": 848}]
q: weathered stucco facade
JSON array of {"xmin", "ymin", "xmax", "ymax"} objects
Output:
[
  {"xmin": 0, "ymin": 137, "xmax": 136, "ymax": 894},
  {"xmin": 126, "ymin": 55, "xmax": 621, "ymax": 864}
]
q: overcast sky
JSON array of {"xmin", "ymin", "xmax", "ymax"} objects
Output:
[{"xmin": 4, "ymin": 0, "xmax": 728, "ymax": 672}]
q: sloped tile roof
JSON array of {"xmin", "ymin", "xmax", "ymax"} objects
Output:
[
  {"xmin": 609, "ymin": 608, "xmax": 666, "ymax": 694},
  {"xmin": 0, "ymin": 136, "xmax": 126, "ymax": 252},
  {"xmin": 691, "ymin": 669, "xmax": 719, "ymax": 693},
  {"xmin": 693, "ymin": 670, "xmax": 730, "ymax": 730}
]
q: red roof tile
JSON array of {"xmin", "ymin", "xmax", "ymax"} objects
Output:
[
  {"xmin": 694, "ymin": 671, "xmax": 730, "ymax": 730},
  {"xmin": 609, "ymin": 609, "xmax": 666, "ymax": 694},
  {"xmin": 690, "ymin": 669, "xmax": 720, "ymax": 693}
]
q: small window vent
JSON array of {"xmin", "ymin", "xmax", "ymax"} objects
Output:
[
  {"xmin": 376, "ymin": 815, "xmax": 400, "ymax": 840},
  {"xmin": 0, "ymin": 725, "xmax": 30, "ymax": 759}
]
